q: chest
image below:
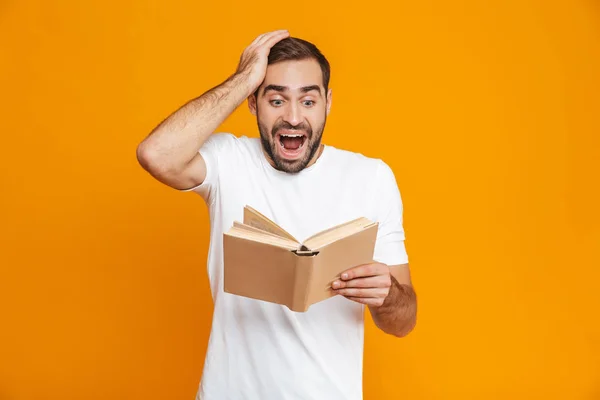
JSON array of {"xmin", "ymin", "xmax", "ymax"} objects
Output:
[{"xmin": 218, "ymin": 164, "xmax": 377, "ymax": 243}]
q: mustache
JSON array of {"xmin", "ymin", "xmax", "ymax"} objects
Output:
[{"xmin": 272, "ymin": 121, "xmax": 312, "ymax": 136}]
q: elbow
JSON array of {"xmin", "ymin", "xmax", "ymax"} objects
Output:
[
  {"xmin": 135, "ymin": 142, "xmax": 155, "ymax": 171},
  {"xmin": 136, "ymin": 142, "xmax": 156, "ymax": 171},
  {"xmin": 136, "ymin": 142, "xmax": 171, "ymax": 176},
  {"xmin": 391, "ymin": 319, "xmax": 417, "ymax": 338},
  {"xmin": 136, "ymin": 142, "xmax": 192, "ymax": 190},
  {"xmin": 382, "ymin": 313, "xmax": 417, "ymax": 338}
]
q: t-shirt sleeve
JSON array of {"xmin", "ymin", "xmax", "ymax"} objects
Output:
[
  {"xmin": 178, "ymin": 132, "xmax": 235, "ymax": 204},
  {"xmin": 372, "ymin": 160, "xmax": 409, "ymax": 266}
]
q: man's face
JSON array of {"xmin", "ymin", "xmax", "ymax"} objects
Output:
[{"xmin": 249, "ymin": 59, "xmax": 332, "ymax": 173}]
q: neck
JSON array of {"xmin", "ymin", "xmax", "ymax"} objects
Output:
[{"xmin": 306, "ymin": 143, "xmax": 325, "ymax": 168}]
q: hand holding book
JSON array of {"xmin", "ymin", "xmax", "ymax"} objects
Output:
[
  {"xmin": 331, "ymin": 262, "xmax": 391, "ymax": 307},
  {"xmin": 223, "ymin": 205, "xmax": 379, "ymax": 311}
]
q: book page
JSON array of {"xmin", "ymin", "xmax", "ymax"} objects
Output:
[
  {"xmin": 302, "ymin": 217, "xmax": 376, "ymax": 250},
  {"xmin": 232, "ymin": 221, "xmax": 296, "ymax": 242},
  {"xmin": 244, "ymin": 205, "xmax": 299, "ymax": 243},
  {"xmin": 225, "ymin": 225, "xmax": 300, "ymax": 251}
]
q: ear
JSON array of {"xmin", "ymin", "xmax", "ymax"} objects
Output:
[
  {"xmin": 326, "ymin": 88, "xmax": 332, "ymax": 116},
  {"xmin": 248, "ymin": 93, "xmax": 257, "ymax": 116}
]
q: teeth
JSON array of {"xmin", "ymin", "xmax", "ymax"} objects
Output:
[{"xmin": 280, "ymin": 134, "xmax": 303, "ymax": 138}]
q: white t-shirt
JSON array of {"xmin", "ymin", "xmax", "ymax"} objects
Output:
[{"xmin": 183, "ymin": 133, "xmax": 408, "ymax": 400}]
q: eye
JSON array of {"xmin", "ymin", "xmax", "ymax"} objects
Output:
[
  {"xmin": 270, "ymin": 99, "xmax": 284, "ymax": 107},
  {"xmin": 303, "ymin": 100, "xmax": 315, "ymax": 107}
]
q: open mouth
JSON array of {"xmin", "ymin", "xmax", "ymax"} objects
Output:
[{"xmin": 276, "ymin": 132, "xmax": 307, "ymax": 158}]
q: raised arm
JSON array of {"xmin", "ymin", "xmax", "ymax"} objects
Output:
[{"xmin": 136, "ymin": 30, "xmax": 290, "ymax": 190}]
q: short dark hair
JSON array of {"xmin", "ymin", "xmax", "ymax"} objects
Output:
[{"xmin": 255, "ymin": 37, "xmax": 330, "ymax": 97}]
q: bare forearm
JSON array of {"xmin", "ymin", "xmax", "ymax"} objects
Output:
[
  {"xmin": 138, "ymin": 73, "xmax": 251, "ymax": 173},
  {"xmin": 369, "ymin": 276, "xmax": 417, "ymax": 337}
]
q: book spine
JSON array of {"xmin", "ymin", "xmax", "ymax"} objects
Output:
[{"xmin": 291, "ymin": 255, "xmax": 315, "ymax": 312}]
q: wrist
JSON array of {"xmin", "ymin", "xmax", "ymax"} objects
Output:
[{"xmin": 227, "ymin": 71, "xmax": 255, "ymax": 99}]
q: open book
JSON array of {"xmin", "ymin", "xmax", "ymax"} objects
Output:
[{"xmin": 223, "ymin": 205, "xmax": 378, "ymax": 312}]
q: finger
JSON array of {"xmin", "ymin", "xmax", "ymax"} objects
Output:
[
  {"xmin": 331, "ymin": 275, "xmax": 390, "ymax": 289},
  {"xmin": 340, "ymin": 262, "xmax": 386, "ymax": 281},
  {"xmin": 257, "ymin": 29, "xmax": 289, "ymax": 43},
  {"xmin": 335, "ymin": 287, "xmax": 388, "ymax": 298},
  {"xmin": 250, "ymin": 32, "xmax": 270, "ymax": 46},
  {"xmin": 344, "ymin": 296, "xmax": 385, "ymax": 307},
  {"xmin": 257, "ymin": 29, "xmax": 289, "ymax": 48}
]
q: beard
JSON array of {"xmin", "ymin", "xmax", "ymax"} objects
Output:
[{"xmin": 258, "ymin": 117, "xmax": 326, "ymax": 173}]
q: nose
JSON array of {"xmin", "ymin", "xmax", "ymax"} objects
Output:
[{"xmin": 283, "ymin": 102, "xmax": 302, "ymax": 127}]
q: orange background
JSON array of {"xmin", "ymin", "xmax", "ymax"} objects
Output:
[{"xmin": 1, "ymin": 1, "xmax": 599, "ymax": 399}]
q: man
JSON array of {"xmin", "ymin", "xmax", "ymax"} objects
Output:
[{"xmin": 137, "ymin": 30, "xmax": 417, "ymax": 400}]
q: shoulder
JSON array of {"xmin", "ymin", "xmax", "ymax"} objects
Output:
[
  {"xmin": 325, "ymin": 145, "xmax": 395, "ymax": 180},
  {"xmin": 201, "ymin": 132, "xmax": 260, "ymax": 157},
  {"xmin": 203, "ymin": 132, "xmax": 246, "ymax": 148}
]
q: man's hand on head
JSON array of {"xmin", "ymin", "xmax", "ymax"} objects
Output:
[{"xmin": 234, "ymin": 29, "xmax": 290, "ymax": 96}]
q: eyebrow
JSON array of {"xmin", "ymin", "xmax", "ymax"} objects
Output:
[{"xmin": 262, "ymin": 84, "xmax": 322, "ymax": 96}]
